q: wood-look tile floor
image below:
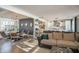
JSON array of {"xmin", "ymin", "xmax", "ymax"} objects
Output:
[
  {"xmin": 0, "ymin": 39, "xmax": 14, "ymax": 53},
  {"xmin": 0, "ymin": 39, "xmax": 38, "ymax": 53}
]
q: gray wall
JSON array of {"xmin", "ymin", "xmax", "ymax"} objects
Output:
[
  {"xmin": 19, "ymin": 18, "xmax": 34, "ymax": 35},
  {"xmin": 76, "ymin": 17, "xmax": 79, "ymax": 32}
]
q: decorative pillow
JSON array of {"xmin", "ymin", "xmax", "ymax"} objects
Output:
[{"xmin": 41, "ymin": 34, "xmax": 48, "ymax": 39}]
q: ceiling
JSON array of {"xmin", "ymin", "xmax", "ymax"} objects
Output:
[
  {"xmin": 0, "ymin": 8, "xmax": 6, "ymax": 12},
  {"xmin": 0, "ymin": 5, "xmax": 79, "ymax": 21},
  {"xmin": 0, "ymin": 8, "xmax": 8, "ymax": 14},
  {"xmin": 12, "ymin": 5, "xmax": 79, "ymax": 20},
  {"xmin": 0, "ymin": 11, "xmax": 28, "ymax": 20},
  {"xmin": 0, "ymin": 7, "xmax": 28, "ymax": 20}
]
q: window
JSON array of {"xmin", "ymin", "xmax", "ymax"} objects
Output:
[{"xmin": 0, "ymin": 18, "xmax": 19, "ymax": 32}]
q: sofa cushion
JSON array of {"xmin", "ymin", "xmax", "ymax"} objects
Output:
[
  {"xmin": 41, "ymin": 39, "xmax": 57, "ymax": 46},
  {"xmin": 76, "ymin": 32, "xmax": 79, "ymax": 42},
  {"xmin": 41, "ymin": 40, "xmax": 53, "ymax": 45},
  {"xmin": 63, "ymin": 32, "xmax": 75, "ymax": 41},
  {"xmin": 48, "ymin": 33, "xmax": 53, "ymax": 40},
  {"xmin": 57, "ymin": 40, "xmax": 78, "ymax": 48},
  {"xmin": 53, "ymin": 32, "xmax": 63, "ymax": 40}
]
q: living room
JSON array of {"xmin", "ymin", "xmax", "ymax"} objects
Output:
[{"xmin": 0, "ymin": 5, "xmax": 79, "ymax": 53}]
